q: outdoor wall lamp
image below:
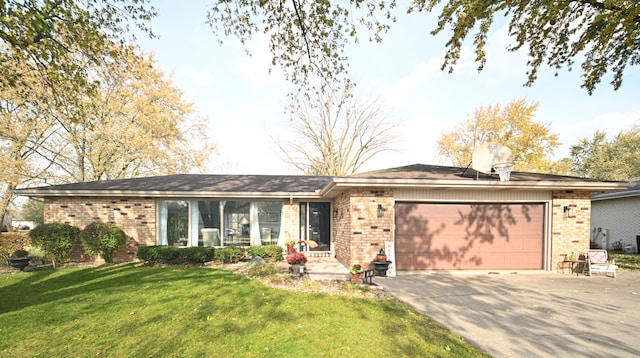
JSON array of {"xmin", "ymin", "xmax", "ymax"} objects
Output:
[
  {"xmin": 563, "ymin": 206, "xmax": 575, "ymax": 219},
  {"xmin": 377, "ymin": 204, "xmax": 384, "ymax": 217},
  {"xmin": 333, "ymin": 208, "xmax": 338, "ymax": 219}
]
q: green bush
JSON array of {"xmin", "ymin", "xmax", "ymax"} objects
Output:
[
  {"xmin": 135, "ymin": 246, "xmax": 162, "ymax": 265},
  {"xmin": 79, "ymin": 222, "xmax": 127, "ymax": 263},
  {"xmin": 136, "ymin": 246, "xmax": 215, "ymax": 265},
  {"xmin": 246, "ymin": 245, "xmax": 284, "ymax": 263},
  {"xmin": 214, "ymin": 246, "xmax": 245, "ymax": 264},
  {"xmin": 0, "ymin": 232, "xmax": 30, "ymax": 259},
  {"xmin": 29, "ymin": 223, "xmax": 80, "ymax": 267},
  {"xmin": 181, "ymin": 247, "xmax": 216, "ymax": 263}
]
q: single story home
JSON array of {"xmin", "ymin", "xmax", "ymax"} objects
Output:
[
  {"xmin": 591, "ymin": 178, "xmax": 640, "ymax": 253},
  {"xmin": 15, "ymin": 164, "xmax": 627, "ymax": 273}
]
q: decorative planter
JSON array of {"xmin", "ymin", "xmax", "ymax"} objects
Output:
[
  {"xmin": 351, "ymin": 273, "xmax": 362, "ymax": 284},
  {"xmin": 289, "ymin": 264, "xmax": 306, "ymax": 277},
  {"xmin": 6, "ymin": 257, "xmax": 30, "ymax": 271},
  {"xmin": 372, "ymin": 261, "xmax": 392, "ymax": 277}
]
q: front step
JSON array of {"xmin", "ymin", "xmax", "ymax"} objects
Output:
[{"xmin": 306, "ymin": 251, "xmax": 333, "ymax": 258}]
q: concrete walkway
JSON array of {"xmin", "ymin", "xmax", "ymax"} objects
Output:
[
  {"xmin": 379, "ymin": 271, "xmax": 640, "ymax": 358},
  {"xmin": 305, "ymin": 256, "xmax": 350, "ymax": 281}
]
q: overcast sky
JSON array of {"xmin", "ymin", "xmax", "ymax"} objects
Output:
[{"xmin": 135, "ymin": 1, "xmax": 640, "ymax": 175}]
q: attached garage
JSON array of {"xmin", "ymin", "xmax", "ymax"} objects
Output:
[{"xmin": 395, "ymin": 202, "xmax": 545, "ymax": 270}]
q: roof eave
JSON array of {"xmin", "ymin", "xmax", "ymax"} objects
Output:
[
  {"xmin": 592, "ymin": 188, "xmax": 640, "ymax": 201},
  {"xmin": 322, "ymin": 178, "xmax": 628, "ymax": 194},
  {"xmin": 13, "ymin": 189, "xmax": 325, "ymax": 200}
]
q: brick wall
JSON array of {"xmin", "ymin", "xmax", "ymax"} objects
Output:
[
  {"xmin": 332, "ymin": 192, "xmax": 351, "ymax": 265},
  {"xmin": 551, "ymin": 190, "xmax": 591, "ymax": 268},
  {"xmin": 335, "ymin": 188, "xmax": 393, "ymax": 269},
  {"xmin": 44, "ymin": 196, "xmax": 156, "ymax": 263}
]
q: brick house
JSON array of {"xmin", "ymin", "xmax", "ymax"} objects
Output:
[{"xmin": 15, "ymin": 164, "xmax": 626, "ymax": 274}]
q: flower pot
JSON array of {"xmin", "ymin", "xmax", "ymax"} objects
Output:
[
  {"xmin": 289, "ymin": 264, "xmax": 306, "ymax": 277},
  {"xmin": 6, "ymin": 257, "xmax": 30, "ymax": 271},
  {"xmin": 351, "ymin": 273, "xmax": 362, "ymax": 284},
  {"xmin": 373, "ymin": 260, "xmax": 392, "ymax": 277}
]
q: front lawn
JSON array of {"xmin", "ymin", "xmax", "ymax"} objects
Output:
[
  {"xmin": 609, "ymin": 252, "xmax": 640, "ymax": 271},
  {"xmin": 0, "ymin": 265, "xmax": 488, "ymax": 357}
]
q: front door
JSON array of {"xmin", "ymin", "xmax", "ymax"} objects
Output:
[{"xmin": 299, "ymin": 202, "xmax": 331, "ymax": 251}]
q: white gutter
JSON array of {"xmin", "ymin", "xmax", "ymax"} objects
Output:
[
  {"xmin": 320, "ymin": 178, "xmax": 629, "ymax": 196},
  {"xmin": 13, "ymin": 189, "xmax": 325, "ymax": 200}
]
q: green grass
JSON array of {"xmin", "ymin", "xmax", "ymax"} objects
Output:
[
  {"xmin": 0, "ymin": 265, "xmax": 488, "ymax": 357},
  {"xmin": 609, "ymin": 253, "xmax": 640, "ymax": 271}
]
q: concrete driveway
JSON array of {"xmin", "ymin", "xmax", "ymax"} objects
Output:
[{"xmin": 380, "ymin": 271, "xmax": 640, "ymax": 357}]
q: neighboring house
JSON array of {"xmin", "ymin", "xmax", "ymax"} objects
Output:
[
  {"xmin": 591, "ymin": 179, "xmax": 640, "ymax": 253},
  {"xmin": 14, "ymin": 164, "xmax": 627, "ymax": 273}
]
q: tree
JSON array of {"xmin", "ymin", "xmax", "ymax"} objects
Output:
[
  {"xmin": 437, "ymin": 98, "xmax": 563, "ymax": 173},
  {"xmin": 20, "ymin": 198, "xmax": 43, "ymax": 225},
  {"xmin": 43, "ymin": 47, "xmax": 214, "ymax": 182},
  {"xmin": 1, "ymin": 45, "xmax": 214, "ymax": 225},
  {"xmin": 0, "ymin": 60, "xmax": 58, "ymax": 229},
  {"xmin": 1, "ymin": 0, "xmax": 156, "ymax": 103},
  {"xmin": 207, "ymin": 1, "xmax": 395, "ymax": 96},
  {"xmin": 570, "ymin": 128, "xmax": 640, "ymax": 180},
  {"xmin": 207, "ymin": 1, "xmax": 639, "ymax": 95},
  {"xmin": 276, "ymin": 88, "xmax": 397, "ymax": 176}
]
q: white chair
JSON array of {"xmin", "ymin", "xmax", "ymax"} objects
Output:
[{"xmin": 585, "ymin": 250, "xmax": 618, "ymax": 278}]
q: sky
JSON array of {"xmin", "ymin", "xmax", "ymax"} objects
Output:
[{"xmin": 135, "ymin": 1, "xmax": 640, "ymax": 175}]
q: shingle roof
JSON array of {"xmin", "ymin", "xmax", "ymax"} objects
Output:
[
  {"xmin": 19, "ymin": 174, "xmax": 333, "ymax": 194},
  {"xmin": 350, "ymin": 164, "xmax": 610, "ymax": 182},
  {"xmin": 592, "ymin": 180, "xmax": 640, "ymax": 201},
  {"xmin": 14, "ymin": 164, "xmax": 627, "ymax": 198}
]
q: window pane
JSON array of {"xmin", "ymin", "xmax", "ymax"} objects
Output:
[
  {"xmin": 165, "ymin": 201, "xmax": 189, "ymax": 246},
  {"xmin": 196, "ymin": 200, "xmax": 221, "ymax": 247},
  {"xmin": 223, "ymin": 201, "xmax": 250, "ymax": 246},
  {"xmin": 256, "ymin": 201, "xmax": 283, "ymax": 245}
]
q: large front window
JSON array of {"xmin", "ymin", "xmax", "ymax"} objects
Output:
[{"xmin": 158, "ymin": 200, "xmax": 283, "ymax": 247}]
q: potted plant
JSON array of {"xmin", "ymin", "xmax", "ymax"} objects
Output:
[
  {"xmin": 6, "ymin": 249, "xmax": 31, "ymax": 271},
  {"xmin": 286, "ymin": 252, "xmax": 307, "ymax": 276},
  {"xmin": 349, "ymin": 264, "xmax": 363, "ymax": 283},
  {"xmin": 285, "ymin": 240, "xmax": 296, "ymax": 253}
]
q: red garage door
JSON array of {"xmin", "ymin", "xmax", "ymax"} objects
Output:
[{"xmin": 395, "ymin": 203, "xmax": 544, "ymax": 270}]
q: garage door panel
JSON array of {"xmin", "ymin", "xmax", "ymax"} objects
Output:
[{"xmin": 395, "ymin": 203, "xmax": 544, "ymax": 270}]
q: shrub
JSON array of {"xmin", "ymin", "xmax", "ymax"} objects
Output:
[
  {"xmin": 136, "ymin": 246, "xmax": 215, "ymax": 265},
  {"xmin": 29, "ymin": 223, "xmax": 80, "ymax": 267},
  {"xmin": 0, "ymin": 232, "xmax": 30, "ymax": 259},
  {"xmin": 610, "ymin": 240, "xmax": 624, "ymax": 252},
  {"xmin": 136, "ymin": 246, "xmax": 163, "ymax": 265},
  {"xmin": 214, "ymin": 246, "xmax": 245, "ymax": 264},
  {"xmin": 181, "ymin": 247, "xmax": 216, "ymax": 264},
  {"xmin": 246, "ymin": 245, "xmax": 284, "ymax": 263},
  {"xmin": 80, "ymin": 222, "xmax": 127, "ymax": 263}
]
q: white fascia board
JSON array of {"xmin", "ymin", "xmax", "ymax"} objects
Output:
[
  {"xmin": 13, "ymin": 189, "xmax": 324, "ymax": 200},
  {"xmin": 322, "ymin": 178, "xmax": 628, "ymax": 194}
]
